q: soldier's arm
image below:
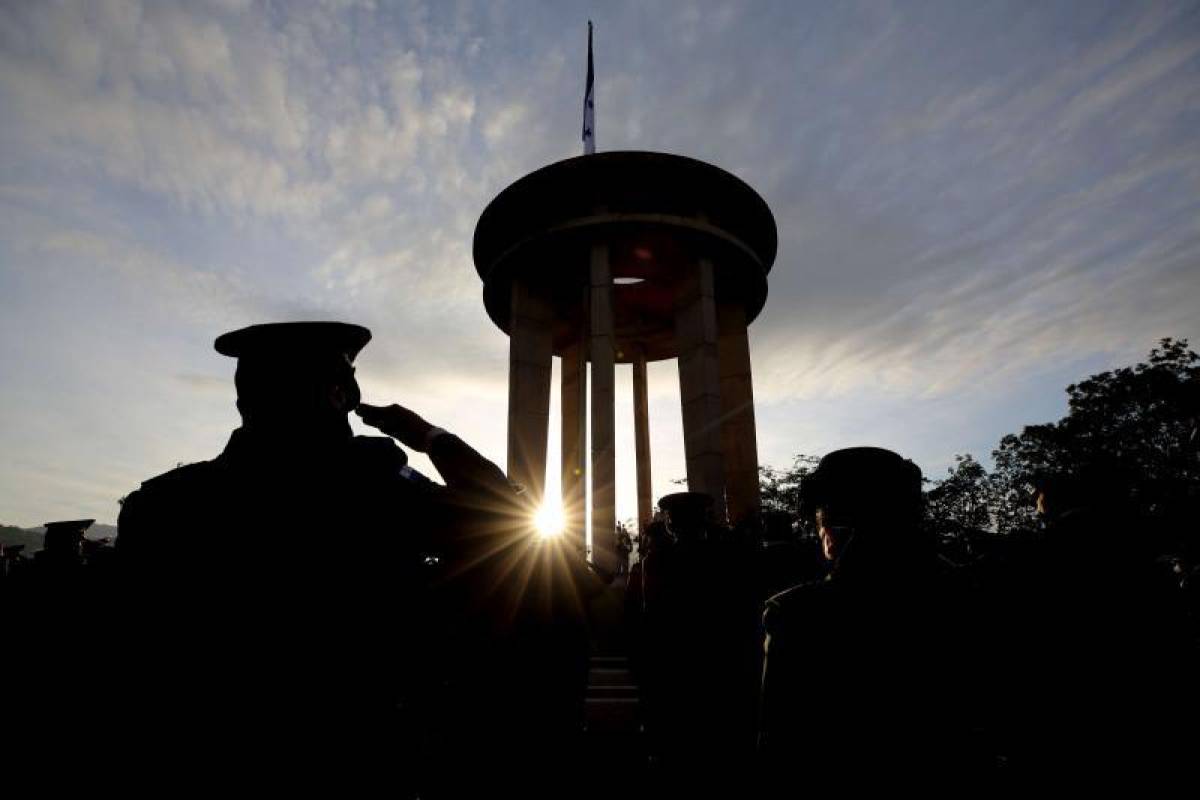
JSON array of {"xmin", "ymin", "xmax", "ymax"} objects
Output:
[
  {"xmin": 758, "ymin": 595, "xmax": 783, "ymax": 753},
  {"xmin": 425, "ymin": 432, "xmax": 515, "ymax": 497},
  {"xmin": 758, "ymin": 586, "xmax": 813, "ymax": 757},
  {"xmin": 356, "ymin": 402, "xmax": 523, "ymax": 501}
]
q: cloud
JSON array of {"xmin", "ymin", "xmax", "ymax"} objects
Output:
[
  {"xmin": 1, "ymin": 1, "xmax": 1198, "ymax": 525},
  {"xmin": 175, "ymin": 373, "xmax": 230, "ymax": 392}
]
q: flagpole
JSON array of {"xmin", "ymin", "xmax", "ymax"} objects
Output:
[{"xmin": 583, "ymin": 21, "xmax": 595, "ymax": 155}]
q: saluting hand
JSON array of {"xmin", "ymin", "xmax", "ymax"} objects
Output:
[{"xmin": 355, "ymin": 402, "xmax": 438, "ymax": 452}]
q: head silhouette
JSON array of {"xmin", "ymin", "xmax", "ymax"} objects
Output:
[
  {"xmin": 799, "ymin": 447, "xmax": 925, "ymax": 570},
  {"xmin": 215, "ymin": 322, "xmax": 370, "ymax": 438},
  {"xmin": 657, "ymin": 492, "xmax": 714, "ymax": 543},
  {"xmin": 43, "ymin": 519, "xmax": 93, "ymax": 560}
]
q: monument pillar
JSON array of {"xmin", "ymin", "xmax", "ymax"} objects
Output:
[
  {"xmin": 632, "ymin": 346, "xmax": 653, "ymax": 532},
  {"xmin": 674, "ymin": 257, "xmax": 727, "ymax": 522},
  {"xmin": 561, "ymin": 336, "xmax": 587, "ymax": 554},
  {"xmin": 718, "ymin": 303, "xmax": 761, "ymax": 525},
  {"xmin": 507, "ymin": 278, "xmax": 554, "ymax": 502},
  {"xmin": 589, "ymin": 243, "xmax": 617, "ymax": 565}
]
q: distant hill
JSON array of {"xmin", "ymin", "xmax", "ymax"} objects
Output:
[
  {"xmin": 0, "ymin": 525, "xmax": 45, "ymax": 552},
  {"xmin": 0, "ymin": 523, "xmax": 119, "ymax": 553}
]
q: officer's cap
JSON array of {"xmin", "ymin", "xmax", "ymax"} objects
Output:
[
  {"xmin": 214, "ymin": 322, "xmax": 371, "ymax": 362},
  {"xmin": 42, "ymin": 519, "xmax": 95, "ymax": 535},
  {"xmin": 657, "ymin": 492, "xmax": 714, "ymax": 516},
  {"xmin": 799, "ymin": 447, "xmax": 922, "ymax": 519}
]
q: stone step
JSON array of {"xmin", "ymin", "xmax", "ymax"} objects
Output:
[
  {"xmin": 586, "ymin": 684, "xmax": 639, "ymax": 699},
  {"xmin": 588, "ymin": 667, "xmax": 635, "ymax": 687},
  {"xmin": 588, "ymin": 657, "xmax": 628, "ymax": 671},
  {"xmin": 584, "ymin": 653, "xmax": 640, "ymax": 735},
  {"xmin": 583, "ymin": 697, "xmax": 640, "ymax": 732}
]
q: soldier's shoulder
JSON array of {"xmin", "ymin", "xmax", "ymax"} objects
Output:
[
  {"xmin": 118, "ymin": 460, "xmax": 223, "ymax": 545},
  {"xmin": 763, "ymin": 577, "xmax": 833, "ymax": 630},
  {"xmin": 137, "ymin": 459, "xmax": 224, "ymax": 496},
  {"xmin": 349, "ymin": 435, "xmax": 407, "ymax": 466},
  {"xmin": 349, "ymin": 435, "xmax": 425, "ymax": 483}
]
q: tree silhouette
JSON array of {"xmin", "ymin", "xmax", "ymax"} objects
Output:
[
  {"xmin": 760, "ymin": 339, "xmax": 1200, "ymax": 557},
  {"xmin": 992, "ymin": 337, "xmax": 1199, "ymax": 539},
  {"xmin": 757, "ymin": 455, "xmax": 819, "ymax": 523},
  {"xmin": 924, "ymin": 454, "xmax": 996, "ymax": 539}
]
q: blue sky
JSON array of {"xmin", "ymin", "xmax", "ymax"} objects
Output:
[{"xmin": 1, "ymin": 0, "xmax": 1198, "ymax": 526}]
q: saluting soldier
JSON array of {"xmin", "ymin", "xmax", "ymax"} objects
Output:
[{"xmin": 114, "ymin": 322, "xmax": 586, "ymax": 795}]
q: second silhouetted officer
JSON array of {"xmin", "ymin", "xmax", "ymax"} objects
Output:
[{"xmin": 759, "ymin": 447, "xmax": 971, "ymax": 784}]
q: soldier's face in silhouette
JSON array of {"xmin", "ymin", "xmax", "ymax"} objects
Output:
[
  {"xmin": 235, "ymin": 352, "xmax": 361, "ymax": 430},
  {"xmin": 665, "ymin": 509, "xmax": 706, "ymax": 542},
  {"xmin": 324, "ymin": 354, "xmax": 361, "ymax": 414},
  {"xmin": 815, "ymin": 508, "xmax": 851, "ymax": 561}
]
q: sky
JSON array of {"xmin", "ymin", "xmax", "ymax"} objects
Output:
[{"xmin": 1, "ymin": 0, "xmax": 1198, "ymax": 528}]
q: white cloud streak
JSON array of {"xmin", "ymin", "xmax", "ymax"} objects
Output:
[{"xmin": 1, "ymin": 0, "xmax": 1198, "ymax": 525}]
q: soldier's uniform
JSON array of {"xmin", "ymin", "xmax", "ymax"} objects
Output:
[
  {"xmin": 981, "ymin": 490, "xmax": 1198, "ymax": 778},
  {"xmin": 639, "ymin": 493, "xmax": 760, "ymax": 783},
  {"xmin": 6, "ymin": 520, "xmax": 110, "ymax": 775},
  {"xmin": 758, "ymin": 448, "xmax": 974, "ymax": 785}
]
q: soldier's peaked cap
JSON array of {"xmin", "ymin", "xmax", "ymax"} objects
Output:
[
  {"xmin": 214, "ymin": 322, "xmax": 372, "ymax": 361},
  {"xmin": 800, "ymin": 447, "xmax": 921, "ymax": 514},
  {"xmin": 812, "ymin": 447, "xmax": 920, "ymax": 482},
  {"xmin": 657, "ymin": 492, "xmax": 714, "ymax": 515},
  {"xmin": 43, "ymin": 519, "xmax": 95, "ymax": 533}
]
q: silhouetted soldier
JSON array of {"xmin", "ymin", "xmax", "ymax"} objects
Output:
[
  {"xmin": 2, "ymin": 543, "xmax": 27, "ymax": 582},
  {"xmin": 34, "ymin": 519, "xmax": 91, "ymax": 569},
  {"xmin": 624, "ymin": 517, "xmax": 663, "ymax": 741},
  {"xmin": 759, "ymin": 447, "xmax": 972, "ymax": 783},
  {"xmin": 639, "ymin": 493, "xmax": 759, "ymax": 786},
  {"xmin": 7, "ymin": 519, "xmax": 111, "ymax": 767},
  {"xmin": 113, "ymin": 322, "xmax": 589, "ymax": 795},
  {"xmin": 982, "ymin": 468, "xmax": 1198, "ymax": 778},
  {"xmin": 615, "ymin": 523, "xmax": 633, "ymax": 577}
]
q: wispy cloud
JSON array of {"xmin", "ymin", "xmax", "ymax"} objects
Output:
[{"xmin": 1, "ymin": 0, "xmax": 1198, "ymax": 525}]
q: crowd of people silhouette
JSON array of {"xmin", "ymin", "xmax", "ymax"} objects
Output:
[{"xmin": 3, "ymin": 321, "xmax": 1197, "ymax": 795}]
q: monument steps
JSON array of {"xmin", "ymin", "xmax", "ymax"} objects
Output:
[{"xmin": 583, "ymin": 654, "xmax": 641, "ymax": 736}]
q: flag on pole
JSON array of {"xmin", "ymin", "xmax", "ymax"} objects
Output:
[{"xmin": 582, "ymin": 21, "xmax": 595, "ymax": 155}]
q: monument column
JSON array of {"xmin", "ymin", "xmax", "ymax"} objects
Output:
[
  {"xmin": 718, "ymin": 302, "xmax": 761, "ymax": 525},
  {"xmin": 507, "ymin": 278, "xmax": 554, "ymax": 503},
  {"xmin": 589, "ymin": 243, "xmax": 616, "ymax": 565},
  {"xmin": 561, "ymin": 335, "xmax": 587, "ymax": 554},
  {"xmin": 632, "ymin": 346, "xmax": 653, "ymax": 532},
  {"xmin": 674, "ymin": 257, "xmax": 727, "ymax": 522}
]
